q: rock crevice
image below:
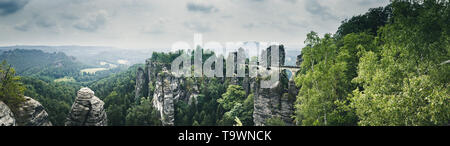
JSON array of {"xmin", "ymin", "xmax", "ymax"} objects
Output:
[
  {"xmin": 65, "ymin": 87, "xmax": 107, "ymax": 126},
  {"xmin": 0, "ymin": 101, "xmax": 15, "ymax": 126},
  {"xmin": 1, "ymin": 96, "xmax": 52, "ymax": 126}
]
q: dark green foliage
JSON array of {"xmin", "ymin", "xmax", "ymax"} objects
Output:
[
  {"xmin": 336, "ymin": 6, "xmax": 391, "ymax": 38},
  {"xmin": 174, "ymin": 77, "xmax": 227, "ymax": 126},
  {"xmin": 350, "ymin": 0, "xmax": 450, "ymax": 125},
  {"xmin": 295, "ymin": 0, "xmax": 449, "ymax": 126},
  {"xmin": 89, "ymin": 64, "xmax": 140, "ymax": 125},
  {"xmin": 0, "ymin": 60, "xmax": 25, "ymax": 112},
  {"xmin": 1, "ymin": 0, "xmax": 446, "ymax": 127},
  {"xmin": 150, "ymin": 51, "xmax": 183, "ymax": 64},
  {"xmin": 0, "ymin": 49, "xmax": 87, "ymax": 78},
  {"xmin": 20, "ymin": 76, "xmax": 81, "ymax": 125},
  {"xmin": 217, "ymin": 85, "xmax": 254, "ymax": 126},
  {"xmin": 125, "ymin": 97, "xmax": 161, "ymax": 126},
  {"xmin": 265, "ymin": 117, "xmax": 286, "ymax": 126}
]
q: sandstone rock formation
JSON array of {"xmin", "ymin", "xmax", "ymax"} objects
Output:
[
  {"xmin": 136, "ymin": 44, "xmax": 298, "ymax": 126},
  {"xmin": 139, "ymin": 59, "xmax": 196, "ymax": 125},
  {"xmin": 15, "ymin": 96, "xmax": 52, "ymax": 126},
  {"xmin": 252, "ymin": 45, "xmax": 296, "ymax": 126},
  {"xmin": 135, "ymin": 67, "xmax": 146, "ymax": 102},
  {"xmin": 0, "ymin": 101, "xmax": 15, "ymax": 126},
  {"xmin": 65, "ymin": 87, "xmax": 107, "ymax": 126},
  {"xmin": 296, "ymin": 54, "xmax": 303, "ymax": 67},
  {"xmin": 253, "ymin": 79, "xmax": 295, "ymax": 126},
  {"xmin": 152, "ymin": 68, "xmax": 176, "ymax": 126}
]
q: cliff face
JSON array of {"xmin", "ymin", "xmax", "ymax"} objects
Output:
[
  {"xmin": 1, "ymin": 96, "xmax": 52, "ymax": 126},
  {"xmin": 136, "ymin": 44, "xmax": 299, "ymax": 126},
  {"xmin": 252, "ymin": 45, "xmax": 297, "ymax": 126},
  {"xmin": 135, "ymin": 67, "xmax": 146, "ymax": 102},
  {"xmin": 296, "ymin": 54, "xmax": 303, "ymax": 67},
  {"xmin": 0, "ymin": 101, "xmax": 15, "ymax": 126},
  {"xmin": 253, "ymin": 80, "xmax": 283, "ymax": 126},
  {"xmin": 252, "ymin": 74, "xmax": 296, "ymax": 126},
  {"xmin": 15, "ymin": 96, "xmax": 52, "ymax": 126},
  {"xmin": 152, "ymin": 68, "xmax": 176, "ymax": 126},
  {"xmin": 137, "ymin": 58, "xmax": 203, "ymax": 125},
  {"xmin": 65, "ymin": 87, "xmax": 107, "ymax": 126}
]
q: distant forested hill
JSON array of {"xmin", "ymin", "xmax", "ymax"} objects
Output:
[
  {"xmin": 0, "ymin": 49, "xmax": 87, "ymax": 78},
  {"xmin": 0, "ymin": 45, "xmax": 157, "ymax": 67}
]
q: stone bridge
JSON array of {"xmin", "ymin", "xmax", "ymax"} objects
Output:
[{"xmin": 246, "ymin": 64, "xmax": 300, "ymax": 80}]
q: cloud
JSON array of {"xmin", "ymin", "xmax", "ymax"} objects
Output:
[
  {"xmin": 186, "ymin": 2, "xmax": 218, "ymax": 13},
  {"xmin": 14, "ymin": 22, "xmax": 31, "ymax": 31},
  {"xmin": 35, "ymin": 17, "xmax": 56, "ymax": 28},
  {"xmin": 242, "ymin": 23, "xmax": 256, "ymax": 29},
  {"xmin": 284, "ymin": 0, "xmax": 297, "ymax": 3},
  {"xmin": 13, "ymin": 14, "xmax": 57, "ymax": 32},
  {"xmin": 354, "ymin": 0, "xmax": 378, "ymax": 6},
  {"xmin": 304, "ymin": 0, "xmax": 338, "ymax": 21},
  {"xmin": 73, "ymin": 10, "xmax": 108, "ymax": 32},
  {"xmin": 250, "ymin": 0, "xmax": 266, "ymax": 2},
  {"xmin": 142, "ymin": 26, "xmax": 164, "ymax": 35},
  {"xmin": 184, "ymin": 21, "xmax": 211, "ymax": 33},
  {"xmin": 0, "ymin": 0, "xmax": 29, "ymax": 16},
  {"xmin": 0, "ymin": 0, "xmax": 390, "ymax": 48}
]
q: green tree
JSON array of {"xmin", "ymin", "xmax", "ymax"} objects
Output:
[
  {"xmin": 336, "ymin": 6, "xmax": 391, "ymax": 38},
  {"xmin": 125, "ymin": 97, "xmax": 161, "ymax": 126},
  {"xmin": 218, "ymin": 85, "xmax": 246, "ymax": 111},
  {"xmin": 350, "ymin": 0, "xmax": 450, "ymax": 125},
  {"xmin": 0, "ymin": 60, "xmax": 25, "ymax": 112},
  {"xmin": 266, "ymin": 117, "xmax": 286, "ymax": 126},
  {"xmin": 295, "ymin": 32, "xmax": 359, "ymax": 126},
  {"xmin": 218, "ymin": 85, "xmax": 254, "ymax": 126}
]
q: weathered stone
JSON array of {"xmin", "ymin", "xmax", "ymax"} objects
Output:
[
  {"xmin": 0, "ymin": 101, "xmax": 15, "ymax": 126},
  {"xmin": 252, "ymin": 45, "xmax": 295, "ymax": 126},
  {"xmin": 65, "ymin": 87, "xmax": 107, "ymax": 126},
  {"xmin": 15, "ymin": 96, "xmax": 52, "ymax": 126},
  {"xmin": 135, "ymin": 67, "xmax": 146, "ymax": 102},
  {"xmin": 253, "ymin": 80, "xmax": 283, "ymax": 126},
  {"xmin": 145, "ymin": 59, "xmax": 154, "ymax": 98},
  {"xmin": 296, "ymin": 54, "xmax": 303, "ymax": 67},
  {"xmin": 152, "ymin": 68, "xmax": 175, "ymax": 126},
  {"xmin": 138, "ymin": 44, "xmax": 296, "ymax": 126}
]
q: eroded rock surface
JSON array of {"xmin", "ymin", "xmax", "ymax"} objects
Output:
[
  {"xmin": 0, "ymin": 101, "xmax": 15, "ymax": 126},
  {"xmin": 15, "ymin": 96, "xmax": 52, "ymax": 126},
  {"xmin": 65, "ymin": 87, "xmax": 107, "ymax": 126},
  {"xmin": 152, "ymin": 69, "xmax": 176, "ymax": 126}
]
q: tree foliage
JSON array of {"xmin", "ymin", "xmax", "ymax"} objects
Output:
[
  {"xmin": 0, "ymin": 60, "xmax": 25, "ymax": 112},
  {"xmin": 295, "ymin": 0, "xmax": 449, "ymax": 126}
]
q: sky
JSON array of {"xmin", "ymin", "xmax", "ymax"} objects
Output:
[{"xmin": 0, "ymin": 0, "xmax": 389, "ymax": 50}]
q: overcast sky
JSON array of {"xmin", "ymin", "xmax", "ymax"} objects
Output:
[{"xmin": 0, "ymin": 0, "xmax": 389, "ymax": 50}]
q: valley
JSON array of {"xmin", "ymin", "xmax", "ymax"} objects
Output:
[{"xmin": 0, "ymin": 1, "xmax": 448, "ymax": 126}]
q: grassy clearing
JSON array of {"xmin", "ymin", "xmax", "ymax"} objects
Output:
[
  {"xmin": 80, "ymin": 68, "xmax": 108, "ymax": 74},
  {"xmin": 54, "ymin": 76, "xmax": 76, "ymax": 82}
]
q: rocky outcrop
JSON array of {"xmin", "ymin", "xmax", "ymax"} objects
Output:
[
  {"xmin": 65, "ymin": 87, "xmax": 107, "ymax": 126},
  {"xmin": 15, "ymin": 96, "xmax": 52, "ymax": 126},
  {"xmin": 186, "ymin": 83, "xmax": 199, "ymax": 105},
  {"xmin": 152, "ymin": 68, "xmax": 176, "ymax": 126},
  {"xmin": 0, "ymin": 101, "xmax": 15, "ymax": 126},
  {"xmin": 137, "ymin": 44, "xmax": 297, "ymax": 126},
  {"xmin": 253, "ymin": 45, "xmax": 295, "ymax": 126},
  {"xmin": 253, "ymin": 78, "xmax": 295, "ymax": 125},
  {"xmin": 296, "ymin": 54, "xmax": 303, "ymax": 67},
  {"xmin": 281, "ymin": 80, "xmax": 297, "ymax": 124},
  {"xmin": 141, "ymin": 58, "xmax": 200, "ymax": 125},
  {"xmin": 253, "ymin": 79, "xmax": 282, "ymax": 126},
  {"xmin": 1, "ymin": 97, "xmax": 52, "ymax": 126},
  {"xmin": 145, "ymin": 59, "xmax": 156, "ymax": 98},
  {"xmin": 135, "ymin": 67, "xmax": 146, "ymax": 102}
]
